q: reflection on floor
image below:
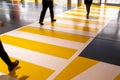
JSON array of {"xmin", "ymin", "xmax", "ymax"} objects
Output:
[{"xmin": 0, "ymin": 0, "xmax": 120, "ymax": 80}]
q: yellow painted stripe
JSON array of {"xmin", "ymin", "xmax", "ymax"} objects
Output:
[
  {"xmin": 1, "ymin": 35, "xmax": 77, "ymax": 59},
  {"xmin": 55, "ymin": 16, "xmax": 105, "ymax": 25},
  {"xmin": 54, "ymin": 56, "xmax": 98, "ymax": 80},
  {"xmin": 0, "ymin": 57, "xmax": 54, "ymax": 80},
  {"xmin": 104, "ymin": 5, "xmax": 120, "ymax": 9},
  {"xmin": 114, "ymin": 74, "xmax": 120, "ymax": 80},
  {"xmin": 44, "ymin": 21, "xmax": 98, "ymax": 33},
  {"xmin": 64, "ymin": 12, "xmax": 109, "ymax": 19},
  {"xmin": 70, "ymin": 9, "xmax": 101, "ymax": 14},
  {"xmin": 91, "ymin": 5, "xmax": 101, "ymax": 8},
  {"xmin": 19, "ymin": 26, "xmax": 90, "ymax": 43},
  {"xmin": 78, "ymin": 4, "xmax": 101, "ymax": 8}
]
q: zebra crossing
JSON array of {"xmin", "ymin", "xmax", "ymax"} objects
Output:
[{"xmin": 0, "ymin": 4, "xmax": 120, "ymax": 80}]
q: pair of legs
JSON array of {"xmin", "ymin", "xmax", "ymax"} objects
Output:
[
  {"xmin": 39, "ymin": 1, "xmax": 56, "ymax": 25},
  {"xmin": 85, "ymin": 4, "xmax": 92, "ymax": 19},
  {"xmin": 0, "ymin": 40, "xmax": 19, "ymax": 72}
]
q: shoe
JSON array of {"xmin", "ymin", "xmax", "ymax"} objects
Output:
[
  {"xmin": 86, "ymin": 15, "xmax": 89, "ymax": 19},
  {"xmin": 0, "ymin": 21, "xmax": 5, "ymax": 27},
  {"xmin": 51, "ymin": 19, "xmax": 56, "ymax": 22},
  {"xmin": 39, "ymin": 22, "xmax": 44, "ymax": 25},
  {"xmin": 8, "ymin": 60, "xmax": 19, "ymax": 72}
]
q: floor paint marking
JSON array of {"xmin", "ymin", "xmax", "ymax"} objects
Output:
[
  {"xmin": 57, "ymin": 13, "xmax": 108, "ymax": 22},
  {"xmin": 54, "ymin": 56, "xmax": 98, "ymax": 80},
  {"xmin": 5, "ymin": 30, "xmax": 85, "ymax": 50},
  {"xmin": 45, "ymin": 18, "xmax": 103, "ymax": 29},
  {"xmin": 55, "ymin": 16, "xmax": 105, "ymax": 25},
  {"xmin": 64, "ymin": 12, "xmax": 109, "ymax": 20},
  {"xmin": 1, "ymin": 35, "xmax": 77, "ymax": 59},
  {"xmin": 28, "ymin": 22, "xmax": 99, "ymax": 37},
  {"xmin": 18, "ymin": 26, "xmax": 90, "ymax": 43},
  {"xmin": 72, "ymin": 62, "xmax": 120, "ymax": 80},
  {"xmin": 0, "ymin": 57, "xmax": 54, "ymax": 80},
  {"xmin": 3, "ymin": 43, "xmax": 68, "ymax": 70},
  {"xmin": 44, "ymin": 21, "xmax": 98, "ymax": 33},
  {"xmin": 114, "ymin": 74, "xmax": 120, "ymax": 80}
]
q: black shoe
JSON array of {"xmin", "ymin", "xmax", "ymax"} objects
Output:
[
  {"xmin": 51, "ymin": 19, "xmax": 56, "ymax": 22},
  {"xmin": 39, "ymin": 22, "xmax": 44, "ymax": 25},
  {"xmin": 86, "ymin": 15, "xmax": 89, "ymax": 19},
  {"xmin": 8, "ymin": 60, "xmax": 19, "ymax": 72}
]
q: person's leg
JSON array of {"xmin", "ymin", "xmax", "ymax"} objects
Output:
[
  {"xmin": 49, "ymin": 1, "xmax": 56, "ymax": 21},
  {"xmin": 85, "ymin": 4, "xmax": 91, "ymax": 19},
  {"xmin": 39, "ymin": 2, "xmax": 48, "ymax": 25},
  {"xmin": 0, "ymin": 40, "xmax": 12, "ymax": 67},
  {"xmin": 0, "ymin": 40, "xmax": 19, "ymax": 71}
]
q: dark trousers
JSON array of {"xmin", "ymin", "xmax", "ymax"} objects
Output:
[
  {"xmin": 0, "ymin": 40, "xmax": 12, "ymax": 67},
  {"xmin": 39, "ymin": 1, "xmax": 54, "ymax": 22},
  {"xmin": 85, "ymin": 4, "xmax": 91, "ymax": 15}
]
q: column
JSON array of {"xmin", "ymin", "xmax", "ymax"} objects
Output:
[
  {"xmin": 67, "ymin": 0, "xmax": 71, "ymax": 7},
  {"xmin": 77, "ymin": 0, "xmax": 82, "ymax": 7}
]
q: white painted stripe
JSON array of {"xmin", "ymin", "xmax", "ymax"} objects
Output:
[
  {"xmin": 71, "ymin": 7, "xmax": 118, "ymax": 14},
  {"xmin": 3, "ymin": 43, "xmax": 68, "ymax": 70},
  {"xmin": 47, "ymin": 38, "xmax": 94, "ymax": 80},
  {"xmin": 3, "ymin": 31, "xmax": 94, "ymax": 80},
  {"xmin": 0, "ymin": 72, "xmax": 17, "ymax": 80},
  {"xmin": 75, "ymin": 8, "xmax": 102, "ymax": 14},
  {"xmin": 28, "ymin": 22, "xmax": 99, "ymax": 37},
  {"xmin": 66, "ymin": 11, "xmax": 114, "ymax": 17},
  {"xmin": 0, "ymin": 72, "xmax": 5, "ymax": 75},
  {"xmin": 45, "ymin": 18, "xmax": 102, "ymax": 29},
  {"xmin": 78, "ymin": 6, "xmax": 119, "ymax": 12},
  {"xmin": 5, "ymin": 30, "xmax": 84, "ymax": 50},
  {"xmin": 56, "ymin": 13, "xmax": 107, "ymax": 22},
  {"xmin": 72, "ymin": 62, "xmax": 120, "ymax": 80}
]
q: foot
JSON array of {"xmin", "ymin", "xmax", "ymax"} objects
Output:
[
  {"xmin": 8, "ymin": 60, "xmax": 19, "ymax": 72},
  {"xmin": 0, "ymin": 21, "xmax": 5, "ymax": 27},
  {"xmin": 51, "ymin": 19, "xmax": 56, "ymax": 22},
  {"xmin": 86, "ymin": 14, "xmax": 89, "ymax": 19},
  {"xmin": 86, "ymin": 15, "xmax": 89, "ymax": 19},
  {"xmin": 39, "ymin": 22, "xmax": 44, "ymax": 25}
]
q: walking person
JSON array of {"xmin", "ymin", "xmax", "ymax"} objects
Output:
[
  {"xmin": 39, "ymin": 0, "xmax": 56, "ymax": 25},
  {"xmin": 84, "ymin": 0, "xmax": 93, "ymax": 19},
  {"xmin": 0, "ymin": 40, "xmax": 19, "ymax": 72}
]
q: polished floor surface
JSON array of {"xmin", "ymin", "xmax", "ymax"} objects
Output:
[{"xmin": 0, "ymin": 0, "xmax": 120, "ymax": 80}]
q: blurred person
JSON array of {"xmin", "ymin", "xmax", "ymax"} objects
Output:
[
  {"xmin": 84, "ymin": 0, "xmax": 93, "ymax": 19},
  {"xmin": 39, "ymin": 0, "xmax": 56, "ymax": 25}
]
